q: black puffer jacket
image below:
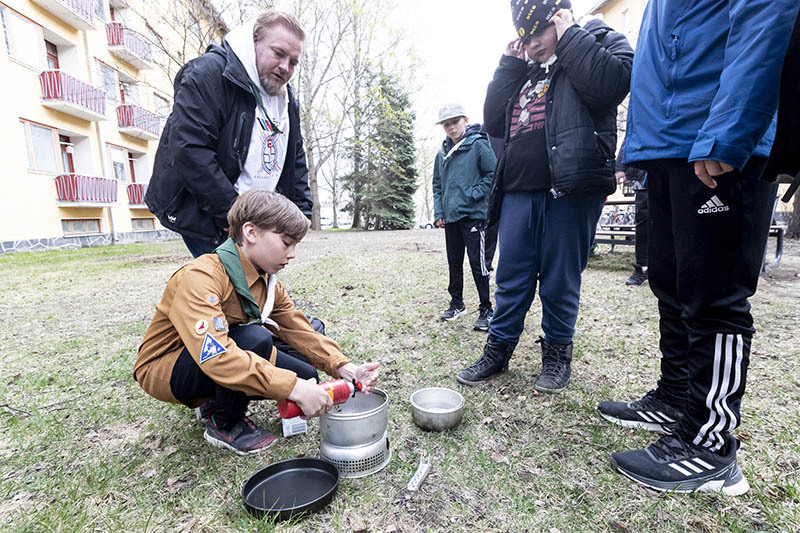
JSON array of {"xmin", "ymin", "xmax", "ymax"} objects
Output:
[
  {"xmin": 483, "ymin": 19, "xmax": 633, "ymax": 225},
  {"xmin": 145, "ymin": 41, "xmax": 312, "ymax": 242}
]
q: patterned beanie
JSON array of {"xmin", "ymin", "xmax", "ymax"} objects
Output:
[{"xmin": 510, "ymin": 0, "xmax": 572, "ymax": 39}]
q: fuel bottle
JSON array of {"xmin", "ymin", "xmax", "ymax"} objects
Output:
[{"xmin": 278, "ymin": 379, "xmax": 363, "ymax": 418}]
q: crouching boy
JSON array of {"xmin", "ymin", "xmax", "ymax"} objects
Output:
[{"xmin": 133, "ymin": 190, "xmax": 380, "ymax": 455}]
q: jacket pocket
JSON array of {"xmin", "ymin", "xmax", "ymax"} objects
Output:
[{"xmin": 232, "ymin": 112, "xmax": 248, "ymax": 168}]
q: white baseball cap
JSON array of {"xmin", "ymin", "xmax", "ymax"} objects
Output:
[{"xmin": 435, "ymin": 103, "xmax": 468, "ymax": 125}]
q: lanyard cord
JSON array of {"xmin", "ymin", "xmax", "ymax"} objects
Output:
[{"xmin": 248, "ymin": 81, "xmax": 283, "ymax": 135}]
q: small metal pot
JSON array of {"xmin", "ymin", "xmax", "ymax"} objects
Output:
[
  {"xmin": 410, "ymin": 387, "xmax": 465, "ymax": 431},
  {"xmin": 319, "ymin": 389, "xmax": 388, "ymax": 448}
]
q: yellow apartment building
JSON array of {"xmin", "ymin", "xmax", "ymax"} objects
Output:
[{"xmin": 0, "ymin": 0, "xmax": 225, "ymax": 253}]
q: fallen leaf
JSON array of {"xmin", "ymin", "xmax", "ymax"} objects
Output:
[
  {"xmin": 511, "ymin": 451, "xmax": 521, "ymax": 458},
  {"xmin": 490, "ymin": 453, "xmax": 508, "ymax": 464},
  {"xmin": 482, "ymin": 417, "xmax": 493, "ymax": 425},
  {"xmin": 551, "ymin": 448, "xmax": 569, "ymax": 459},
  {"xmin": 737, "ymin": 429, "xmax": 751, "ymax": 442},
  {"xmin": 609, "ymin": 521, "xmax": 631, "ymax": 533},
  {"xmin": 500, "ymin": 411, "xmax": 511, "ymax": 419},
  {"xmin": 142, "ymin": 468, "xmax": 157, "ymax": 478},
  {"xmin": 497, "ymin": 443, "xmax": 508, "ymax": 452}
]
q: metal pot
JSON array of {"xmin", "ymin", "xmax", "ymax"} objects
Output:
[
  {"xmin": 410, "ymin": 387, "xmax": 464, "ymax": 431},
  {"xmin": 319, "ymin": 388, "xmax": 388, "ymax": 448}
]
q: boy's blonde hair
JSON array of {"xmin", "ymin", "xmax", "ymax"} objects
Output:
[{"xmin": 227, "ymin": 190, "xmax": 310, "ymax": 244}]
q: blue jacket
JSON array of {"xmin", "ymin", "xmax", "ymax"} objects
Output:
[
  {"xmin": 622, "ymin": 0, "xmax": 800, "ymax": 170},
  {"xmin": 432, "ymin": 124, "xmax": 496, "ymax": 222}
]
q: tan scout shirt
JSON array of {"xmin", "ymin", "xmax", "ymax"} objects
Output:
[{"xmin": 133, "ymin": 249, "xmax": 349, "ymax": 405}]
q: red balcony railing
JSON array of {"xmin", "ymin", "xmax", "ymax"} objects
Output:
[
  {"xmin": 106, "ymin": 22, "xmax": 152, "ymax": 66},
  {"xmin": 127, "ymin": 183, "xmax": 147, "ymax": 205},
  {"xmin": 55, "ymin": 175, "xmax": 118, "ymax": 203},
  {"xmin": 39, "ymin": 70, "xmax": 106, "ymax": 117},
  {"xmin": 116, "ymin": 104, "xmax": 161, "ymax": 139},
  {"xmin": 31, "ymin": 0, "xmax": 94, "ymax": 29}
]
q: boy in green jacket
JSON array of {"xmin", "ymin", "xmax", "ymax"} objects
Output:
[{"xmin": 432, "ymin": 103, "xmax": 497, "ymax": 330}]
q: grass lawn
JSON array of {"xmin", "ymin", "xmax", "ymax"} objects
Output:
[{"xmin": 1, "ymin": 229, "xmax": 798, "ymax": 532}]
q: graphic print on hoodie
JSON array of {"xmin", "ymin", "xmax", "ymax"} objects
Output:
[{"xmin": 225, "ymin": 20, "xmax": 290, "ymax": 194}]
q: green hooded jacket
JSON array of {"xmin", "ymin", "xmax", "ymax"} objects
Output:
[{"xmin": 432, "ymin": 125, "xmax": 497, "ymax": 222}]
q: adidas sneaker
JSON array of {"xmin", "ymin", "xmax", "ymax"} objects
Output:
[
  {"xmin": 597, "ymin": 389, "xmax": 682, "ymax": 434},
  {"xmin": 610, "ymin": 433, "xmax": 749, "ymax": 496}
]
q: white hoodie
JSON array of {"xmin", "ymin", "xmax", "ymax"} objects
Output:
[{"xmin": 224, "ymin": 20, "xmax": 290, "ymax": 194}]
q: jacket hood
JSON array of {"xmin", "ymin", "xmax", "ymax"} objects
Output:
[{"xmin": 582, "ymin": 17, "xmax": 614, "ymax": 40}]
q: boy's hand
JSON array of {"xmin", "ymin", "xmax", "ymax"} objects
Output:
[
  {"xmin": 287, "ymin": 377, "xmax": 332, "ymax": 419},
  {"xmin": 505, "ymin": 39, "xmax": 525, "ymax": 59},
  {"xmin": 435, "ymin": 218, "xmax": 445, "ymax": 228},
  {"xmin": 693, "ymin": 159, "xmax": 734, "ymax": 189},
  {"xmin": 338, "ymin": 362, "xmax": 381, "ymax": 394},
  {"xmin": 549, "ymin": 8, "xmax": 575, "ymax": 41}
]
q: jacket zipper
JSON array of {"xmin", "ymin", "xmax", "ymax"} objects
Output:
[{"xmin": 233, "ymin": 112, "xmax": 247, "ymax": 171}]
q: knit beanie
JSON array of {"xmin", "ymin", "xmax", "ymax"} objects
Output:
[{"xmin": 510, "ymin": 0, "xmax": 572, "ymax": 39}]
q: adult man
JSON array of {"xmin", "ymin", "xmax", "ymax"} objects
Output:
[
  {"xmin": 598, "ymin": 0, "xmax": 800, "ymax": 495},
  {"xmin": 456, "ymin": 0, "xmax": 632, "ymax": 393},
  {"xmin": 432, "ymin": 103, "xmax": 497, "ymax": 330},
  {"xmin": 145, "ymin": 11, "xmax": 313, "ymax": 257}
]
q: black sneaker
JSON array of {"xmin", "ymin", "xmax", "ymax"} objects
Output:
[
  {"xmin": 440, "ymin": 304, "xmax": 467, "ymax": 321},
  {"xmin": 473, "ymin": 308, "xmax": 493, "ymax": 331},
  {"xmin": 610, "ymin": 433, "xmax": 750, "ymax": 495},
  {"xmin": 194, "ymin": 400, "xmax": 214, "ymax": 424},
  {"xmin": 204, "ymin": 414, "xmax": 278, "ymax": 455},
  {"xmin": 625, "ymin": 265, "xmax": 648, "ymax": 286},
  {"xmin": 533, "ymin": 338, "xmax": 573, "ymax": 393},
  {"xmin": 456, "ymin": 335, "xmax": 517, "ymax": 385},
  {"xmin": 598, "ymin": 389, "xmax": 682, "ymax": 434}
]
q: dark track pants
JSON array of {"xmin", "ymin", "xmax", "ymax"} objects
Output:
[
  {"xmin": 444, "ymin": 218, "xmax": 492, "ymax": 311},
  {"xmin": 646, "ymin": 158, "xmax": 774, "ymax": 451},
  {"xmin": 169, "ymin": 324, "xmax": 320, "ymax": 430},
  {"xmin": 489, "ymin": 191, "xmax": 605, "ymax": 344}
]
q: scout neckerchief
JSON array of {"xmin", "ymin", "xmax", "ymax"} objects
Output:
[{"xmin": 215, "ymin": 238, "xmax": 263, "ymax": 325}]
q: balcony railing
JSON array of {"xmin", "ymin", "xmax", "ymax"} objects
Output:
[
  {"xmin": 31, "ymin": 0, "xmax": 94, "ymax": 30},
  {"xmin": 127, "ymin": 183, "xmax": 148, "ymax": 205},
  {"xmin": 55, "ymin": 174, "xmax": 118, "ymax": 204},
  {"xmin": 116, "ymin": 104, "xmax": 161, "ymax": 140},
  {"xmin": 106, "ymin": 22, "xmax": 153, "ymax": 69},
  {"xmin": 40, "ymin": 70, "xmax": 106, "ymax": 121}
]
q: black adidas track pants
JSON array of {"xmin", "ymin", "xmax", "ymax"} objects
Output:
[
  {"xmin": 645, "ymin": 158, "xmax": 776, "ymax": 451},
  {"xmin": 444, "ymin": 218, "xmax": 494, "ymax": 311}
]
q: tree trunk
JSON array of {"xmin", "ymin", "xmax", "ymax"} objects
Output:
[
  {"xmin": 305, "ymin": 140, "xmax": 321, "ymax": 230},
  {"xmin": 789, "ymin": 191, "xmax": 800, "ymax": 237}
]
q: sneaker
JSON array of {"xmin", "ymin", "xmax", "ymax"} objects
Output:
[
  {"xmin": 440, "ymin": 304, "xmax": 467, "ymax": 321},
  {"xmin": 473, "ymin": 308, "xmax": 493, "ymax": 331},
  {"xmin": 194, "ymin": 401, "xmax": 214, "ymax": 424},
  {"xmin": 456, "ymin": 335, "xmax": 517, "ymax": 385},
  {"xmin": 533, "ymin": 338, "xmax": 573, "ymax": 393},
  {"xmin": 204, "ymin": 414, "xmax": 278, "ymax": 455},
  {"xmin": 597, "ymin": 389, "xmax": 682, "ymax": 434},
  {"xmin": 610, "ymin": 433, "xmax": 750, "ymax": 495},
  {"xmin": 625, "ymin": 265, "xmax": 648, "ymax": 286}
]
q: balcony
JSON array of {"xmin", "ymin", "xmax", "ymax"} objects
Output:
[
  {"xmin": 55, "ymin": 174, "xmax": 118, "ymax": 206},
  {"xmin": 106, "ymin": 22, "xmax": 153, "ymax": 70},
  {"xmin": 31, "ymin": 0, "xmax": 94, "ymax": 31},
  {"xmin": 116, "ymin": 104, "xmax": 161, "ymax": 140},
  {"xmin": 39, "ymin": 71, "xmax": 106, "ymax": 121},
  {"xmin": 126, "ymin": 183, "xmax": 148, "ymax": 206}
]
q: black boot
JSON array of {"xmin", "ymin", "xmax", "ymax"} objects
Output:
[
  {"xmin": 625, "ymin": 264, "xmax": 648, "ymax": 286},
  {"xmin": 534, "ymin": 337, "xmax": 573, "ymax": 393},
  {"xmin": 456, "ymin": 335, "xmax": 518, "ymax": 386}
]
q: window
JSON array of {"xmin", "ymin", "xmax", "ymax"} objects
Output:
[
  {"xmin": 60, "ymin": 135, "xmax": 75, "ymax": 173},
  {"xmin": 131, "ymin": 218, "xmax": 155, "ymax": 231},
  {"xmin": 45, "ymin": 40, "xmax": 59, "ymax": 69},
  {"xmin": 108, "ymin": 145, "xmax": 128, "ymax": 180},
  {"xmin": 21, "ymin": 120, "xmax": 59, "ymax": 173},
  {"xmin": 2, "ymin": 8, "xmax": 42, "ymax": 68},
  {"xmin": 94, "ymin": 0, "xmax": 106, "ymax": 21},
  {"xmin": 62, "ymin": 218, "xmax": 101, "ymax": 235},
  {"xmin": 98, "ymin": 62, "xmax": 118, "ymax": 105}
]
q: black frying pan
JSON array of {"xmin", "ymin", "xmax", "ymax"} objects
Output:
[{"xmin": 242, "ymin": 458, "xmax": 339, "ymax": 521}]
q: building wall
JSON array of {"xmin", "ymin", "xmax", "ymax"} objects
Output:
[{"xmin": 0, "ymin": 0, "xmax": 224, "ymax": 251}]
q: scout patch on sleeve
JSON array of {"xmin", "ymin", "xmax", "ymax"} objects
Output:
[
  {"xmin": 194, "ymin": 319, "xmax": 209, "ymax": 335},
  {"xmin": 213, "ymin": 316, "xmax": 228, "ymax": 332},
  {"xmin": 199, "ymin": 333, "xmax": 226, "ymax": 363},
  {"xmin": 208, "ymin": 294, "xmax": 219, "ymax": 305}
]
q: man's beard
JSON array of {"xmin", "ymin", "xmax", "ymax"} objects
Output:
[{"xmin": 260, "ymin": 73, "xmax": 284, "ymax": 96}]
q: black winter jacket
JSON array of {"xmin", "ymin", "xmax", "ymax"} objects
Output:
[
  {"xmin": 483, "ymin": 19, "xmax": 633, "ymax": 225},
  {"xmin": 145, "ymin": 41, "xmax": 313, "ymax": 242}
]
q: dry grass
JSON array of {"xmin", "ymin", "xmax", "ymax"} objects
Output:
[{"xmin": 0, "ymin": 230, "xmax": 798, "ymax": 532}]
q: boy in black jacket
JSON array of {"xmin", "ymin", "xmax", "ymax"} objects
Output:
[{"xmin": 457, "ymin": 1, "xmax": 632, "ymax": 393}]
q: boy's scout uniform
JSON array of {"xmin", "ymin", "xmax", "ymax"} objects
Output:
[{"xmin": 134, "ymin": 244, "xmax": 349, "ymax": 406}]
